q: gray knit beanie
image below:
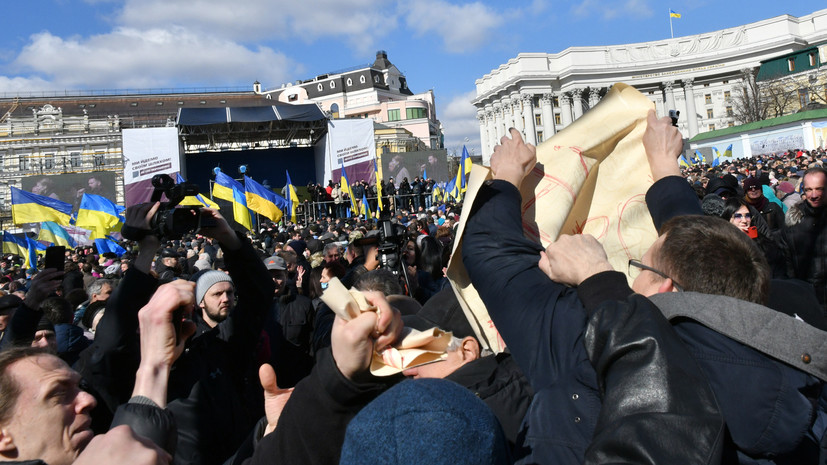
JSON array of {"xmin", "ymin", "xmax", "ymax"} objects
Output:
[{"xmin": 192, "ymin": 270, "xmax": 234, "ymax": 304}]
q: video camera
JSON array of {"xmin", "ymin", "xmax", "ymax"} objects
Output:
[
  {"xmin": 122, "ymin": 174, "xmax": 216, "ymax": 241},
  {"xmin": 374, "ymin": 218, "xmax": 414, "ymax": 294}
]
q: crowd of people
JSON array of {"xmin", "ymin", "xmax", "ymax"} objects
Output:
[
  {"xmin": 0, "ymin": 111, "xmax": 826, "ymax": 464},
  {"xmin": 306, "ymin": 175, "xmax": 440, "ymax": 219}
]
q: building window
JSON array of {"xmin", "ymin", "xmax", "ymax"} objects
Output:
[
  {"xmin": 406, "ymin": 108, "xmax": 426, "ymax": 119},
  {"xmin": 555, "ymin": 114, "xmax": 561, "ymax": 125},
  {"xmin": 219, "ymin": 100, "xmax": 226, "ymax": 104},
  {"xmin": 94, "ymin": 152, "xmax": 105, "ymax": 167},
  {"xmin": 704, "ymin": 94, "xmax": 712, "ymax": 104},
  {"xmin": 704, "ymin": 83, "xmax": 710, "ymax": 87},
  {"xmin": 78, "ymin": 104, "xmax": 85, "ymax": 108},
  {"xmin": 374, "ymin": 75, "xmax": 380, "ymax": 83},
  {"xmin": 360, "ymin": 75, "xmax": 366, "ymax": 84},
  {"xmin": 199, "ymin": 100, "xmax": 206, "ymax": 105},
  {"xmin": 156, "ymin": 102, "xmax": 164, "ymax": 106},
  {"xmin": 44, "ymin": 153, "xmax": 54, "ymax": 170},
  {"xmin": 130, "ymin": 102, "xmax": 138, "ymax": 107},
  {"xmin": 537, "ymin": 131, "xmax": 544, "ymax": 143},
  {"xmin": 553, "ymin": 97, "xmax": 559, "ymax": 107},
  {"xmin": 70, "ymin": 151, "xmax": 81, "ymax": 168},
  {"xmin": 800, "ymin": 89, "xmax": 811, "ymax": 107},
  {"xmin": 288, "ymin": 94, "xmax": 298, "ymax": 102},
  {"xmin": 724, "ymin": 90, "xmax": 731, "ymax": 101},
  {"xmin": 330, "ymin": 81, "xmax": 336, "ymax": 89},
  {"xmin": 535, "ymin": 114, "xmax": 542, "ymax": 126},
  {"xmin": 788, "ymin": 58, "xmax": 796, "ymax": 72},
  {"xmin": 708, "ymin": 124, "xmax": 715, "ymax": 131},
  {"xmin": 18, "ymin": 155, "xmax": 30, "ymax": 171},
  {"xmin": 533, "ymin": 96, "xmax": 540, "ymax": 108},
  {"xmin": 388, "ymin": 109, "xmax": 401, "ymax": 121},
  {"xmin": 723, "ymin": 80, "xmax": 729, "ymax": 84},
  {"xmin": 810, "ymin": 53, "xmax": 818, "ymax": 67},
  {"xmin": 726, "ymin": 106, "xmax": 733, "ymax": 117},
  {"xmin": 728, "ymin": 122, "xmax": 735, "ymax": 128},
  {"xmin": 346, "ymin": 78, "xmax": 352, "ymax": 86},
  {"xmin": 317, "ymin": 83, "xmax": 323, "ymax": 91},
  {"xmin": 707, "ymin": 109, "xmax": 714, "ymax": 119},
  {"xmin": 330, "ymin": 103, "xmax": 340, "ymax": 119}
]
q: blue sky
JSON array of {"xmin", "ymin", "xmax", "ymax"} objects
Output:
[{"xmin": 1, "ymin": 1, "xmax": 824, "ymax": 157}]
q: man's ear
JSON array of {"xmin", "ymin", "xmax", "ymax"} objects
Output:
[
  {"xmin": 0, "ymin": 427, "xmax": 18, "ymax": 457},
  {"xmin": 657, "ymin": 278, "xmax": 677, "ymax": 294},
  {"xmin": 460, "ymin": 336, "xmax": 481, "ymax": 363}
]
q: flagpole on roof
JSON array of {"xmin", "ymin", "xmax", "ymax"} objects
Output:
[{"xmin": 670, "ymin": 9, "xmax": 674, "ymax": 38}]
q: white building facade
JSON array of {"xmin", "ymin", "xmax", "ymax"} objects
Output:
[{"xmin": 474, "ymin": 9, "xmax": 827, "ymax": 166}]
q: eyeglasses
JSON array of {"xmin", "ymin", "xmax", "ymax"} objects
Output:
[
  {"xmin": 732, "ymin": 213, "xmax": 751, "ymax": 220},
  {"xmin": 628, "ymin": 259, "xmax": 684, "ymax": 292},
  {"xmin": 747, "ymin": 185, "xmax": 761, "ymax": 191}
]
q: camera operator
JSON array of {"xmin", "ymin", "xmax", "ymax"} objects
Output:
[{"xmin": 74, "ymin": 202, "xmax": 275, "ymax": 465}]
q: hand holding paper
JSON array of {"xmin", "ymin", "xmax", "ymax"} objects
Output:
[{"xmin": 491, "ymin": 128, "xmax": 537, "ymax": 188}]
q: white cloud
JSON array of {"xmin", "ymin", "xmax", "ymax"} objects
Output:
[
  {"xmin": 401, "ymin": 1, "xmax": 504, "ymax": 53},
  {"xmin": 439, "ymin": 90, "xmax": 482, "ymax": 157},
  {"xmin": 0, "ymin": 76, "xmax": 56, "ymax": 94},
  {"xmin": 117, "ymin": 0, "xmax": 395, "ymax": 53},
  {"xmin": 10, "ymin": 27, "xmax": 296, "ymax": 90},
  {"xmin": 571, "ymin": 0, "xmax": 652, "ymax": 21}
]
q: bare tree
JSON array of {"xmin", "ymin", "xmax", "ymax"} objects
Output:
[{"xmin": 731, "ymin": 70, "xmax": 768, "ymax": 124}]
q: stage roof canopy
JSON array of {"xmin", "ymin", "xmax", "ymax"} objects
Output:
[{"xmin": 177, "ymin": 104, "xmax": 328, "ymax": 152}]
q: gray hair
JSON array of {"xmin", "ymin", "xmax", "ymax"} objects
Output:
[{"xmin": 86, "ymin": 278, "xmax": 112, "ymax": 297}]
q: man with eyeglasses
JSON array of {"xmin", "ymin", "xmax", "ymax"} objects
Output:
[
  {"xmin": 464, "ymin": 110, "xmax": 827, "ymax": 464},
  {"xmin": 781, "ymin": 166, "xmax": 827, "ymax": 310}
]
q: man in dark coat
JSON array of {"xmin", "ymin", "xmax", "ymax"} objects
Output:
[{"xmin": 781, "ymin": 166, "xmax": 827, "ymax": 309}]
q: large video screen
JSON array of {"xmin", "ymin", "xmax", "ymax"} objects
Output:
[
  {"xmin": 21, "ymin": 171, "xmax": 119, "ymax": 209},
  {"xmin": 380, "ymin": 149, "xmax": 450, "ymax": 186}
]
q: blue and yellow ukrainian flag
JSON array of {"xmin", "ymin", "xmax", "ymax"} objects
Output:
[
  {"xmin": 232, "ymin": 185, "xmax": 253, "ymax": 231},
  {"xmin": 373, "ymin": 159, "xmax": 383, "ymax": 213},
  {"xmin": 678, "ymin": 154, "xmax": 692, "ymax": 168},
  {"xmin": 2, "ymin": 232, "xmax": 45, "ymax": 270},
  {"xmin": 176, "ymin": 173, "xmax": 219, "ymax": 209},
  {"xmin": 94, "ymin": 236, "xmax": 127, "ymax": 257},
  {"xmin": 723, "ymin": 144, "xmax": 733, "ymax": 158},
  {"xmin": 694, "ymin": 150, "xmax": 705, "ymax": 165},
  {"xmin": 38, "ymin": 221, "xmax": 77, "ymax": 248},
  {"xmin": 10, "ymin": 187, "xmax": 73, "ymax": 225},
  {"xmin": 449, "ymin": 146, "xmax": 473, "ymax": 200},
  {"xmin": 711, "ymin": 147, "xmax": 722, "ymax": 168},
  {"xmin": 285, "ymin": 171, "xmax": 299, "ymax": 223},
  {"xmin": 669, "ymin": 9, "xmax": 681, "ymax": 18},
  {"xmin": 340, "ymin": 163, "xmax": 358, "ymax": 216},
  {"xmin": 361, "ymin": 192, "xmax": 371, "ymax": 221},
  {"xmin": 75, "ymin": 193, "xmax": 125, "ymax": 240},
  {"xmin": 245, "ymin": 175, "xmax": 287, "ymax": 223},
  {"xmin": 212, "ymin": 170, "xmax": 239, "ymax": 203}
]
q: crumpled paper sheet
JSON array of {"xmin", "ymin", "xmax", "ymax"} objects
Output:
[
  {"xmin": 446, "ymin": 83, "xmax": 659, "ymax": 354},
  {"xmin": 320, "ymin": 277, "xmax": 452, "ymax": 376}
]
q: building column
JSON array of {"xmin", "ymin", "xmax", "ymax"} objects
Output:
[
  {"xmin": 502, "ymin": 98, "xmax": 514, "ymax": 130},
  {"xmin": 541, "ymin": 93, "xmax": 556, "ymax": 136},
  {"xmin": 521, "ymin": 94, "xmax": 537, "ymax": 145},
  {"xmin": 493, "ymin": 103, "xmax": 504, "ymax": 142},
  {"xmin": 486, "ymin": 109, "xmax": 497, "ymax": 152},
  {"xmin": 572, "ymin": 89, "xmax": 585, "ymax": 120},
  {"xmin": 512, "ymin": 96, "xmax": 525, "ymax": 135},
  {"xmin": 560, "ymin": 92, "xmax": 573, "ymax": 126},
  {"xmin": 663, "ymin": 81, "xmax": 676, "ymax": 112},
  {"xmin": 683, "ymin": 78, "xmax": 699, "ymax": 138},
  {"xmin": 477, "ymin": 111, "xmax": 489, "ymax": 160},
  {"xmin": 588, "ymin": 87, "xmax": 601, "ymax": 109}
]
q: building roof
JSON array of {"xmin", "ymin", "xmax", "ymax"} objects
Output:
[{"xmin": 689, "ymin": 108, "xmax": 827, "ymax": 143}]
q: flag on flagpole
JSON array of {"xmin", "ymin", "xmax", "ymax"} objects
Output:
[
  {"xmin": 2, "ymin": 232, "xmax": 45, "ymax": 270},
  {"xmin": 694, "ymin": 150, "xmax": 705, "ymax": 165},
  {"xmin": 212, "ymin": 170, "xmax": 240, "ymax": 203},
  {"xmin": 75, "ymin": 193, "xmax": 125, "ymax": 240},
  {"xmin": 723, "ymin": 144, "xmax": 733, "ymax": 158},
  {"xmin": 711, "ymin": 147, "xmax": 722, "ymax": 167},
  {"xmin": 232, "ymin": 184, "xmax": 253, "ymax": 231},
  {"xmin": 361, "ymin": 192, "xmax": 371, "ymax": 221},
  {"xmin": 373, "ymin": 159, "xmax": 383, "ymax": 213},
  {"xmin": 38, "ymin": 222, "xmax": 77, "ymax": 248},
  {"xmin": 245, "ymin": 175, "xmax": 287, "ymax": 223},
  {"xmin": 340, "ymin": 163, "xmax": 358, "ymax": 216},
  {"xmin": 669, "ymin": 9, "xmax": 681, "ymax": 18},
  {"xmin": 94, "ymin": 236, "xmax": 127, "ymax": 257},
  {"xmin": 449, "ymin": 146, "xmax": 473, "ymax": 200},
  {"xmin": 285, "ymin": 171, "xmax": 299, "ymax": 223},
  {"xmin": 10, "ymin": 187, "xmax": 73, "ymax": 225},
  {"xmin": 176, "ymin": 173, "xmax": 219, "ymax": 209},
  {"xmin": 679, "ymin": 154, "xmax": 692, "ymax": 168}
]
